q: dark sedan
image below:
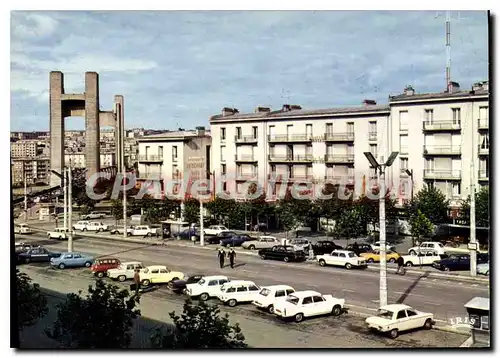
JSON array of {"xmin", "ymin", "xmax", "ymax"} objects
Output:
[
  {"xmin": 176, "ymin": 229, "xmax": 200, "ymax": 241},
  {"xmin": 219, "ymin": 234, "xmax": 252, "ymax": 247},
  {"xmin": 168, "ymin": 274, "xmax": 204, "ymax": 293},
  {"xmin": 206, "ymin": 231, "xmax": 237, "ymax": 244},
  {"xmin": 18, "ymin": 247, "xmax": 62, "ymax": 264},
  {"xmin": 345, "ymin": 243, "xmax": 373, "ymax": 254},
  {"xmin": 432, "ymin": 253, "xmax": 488, "ymax": 271},
  {"xmin": 312, "ymin": 241, "xmax": 344, "ymax": 255},
  {"xmin": 258, "ymin": 245, "xmax": 307, "ymax": 263}
]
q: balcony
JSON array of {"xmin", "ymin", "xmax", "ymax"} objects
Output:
[
  {"xmin": 478, "ymin": 169, "xmax": 489, "ymax": 181},
  {"xmin": 478, "ymin": 145, "xmax": 490, "ymax": 156},
  {"xmin": 324, "ymin": 154, "xmax": 355, "ymax": 164},
  {"xmin": 235, "ymin": 135, "xmax": 258, "ymax": 144},
  {"xmin": 368, "ymin": 132, "xmax": 377, "ymax": 141},
  {"xmin": 423, "ymin": 145, "xmax": 461, "ymax": 156},
  {"xmin": 267, "ymin": 173, "xmax": 313, "ymax": 182},
  {"xmin": 137, "ymin": 172, "xmax": 163, "ymax": 180},
  {"xmin": 268, "ymin": 134, "xmax": 312, "ymax": 143},
  {"xmin": 235, "ymin": 154, "xmax": 257, "ymax": 162},
  {"xmin": 323, "ymin": 174, "xmax": 355, "ymax": 185},
  {"xmin": 422, "ymin": 121, "xmax": 461, "ymax": 132},
  {"xmin": 236, "ymin": 173, "xmax": 258, "ymax": 181},
  {"xmin": 138, "ymin": 155, "xmax": 163, "ymax": 163},
  {"xmin": 268, "ymin": 154, "xmax": 313, "ymax": 163},
  {"xmin": 423, "ymin": 170, "xmax": 461, "ymax": 180},
  {"xmin": 324, "ymin": 132, "xmax": 355, "ymax": 142},
  {"xmin": 478, "ymin": 118, "xmax": 489, "ymax": 130}
]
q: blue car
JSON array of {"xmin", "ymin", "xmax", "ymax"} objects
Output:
[
  {"xmin": 219, "ymin": 234, "xmax": 252, "ymax": 247},
  {"xmin": 50, "ymin": 252, "xmax": 95, "ymax": 269}
]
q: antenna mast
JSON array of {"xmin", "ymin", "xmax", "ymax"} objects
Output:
[{"xmin": 446, "ymin": 10, "xmax": 451, "ymax": 92}]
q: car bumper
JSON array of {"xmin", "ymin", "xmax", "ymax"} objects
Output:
[
  {"xmin": 252, "ymin": 301, "xmax": 266, "ymax": 308},
  {"xmin": 366, "ymin": 323, "xmax": 388, "ymax": 332},
  {"xmin": 274, "ymin": 308, "xmax": 292, "ymax": 318}
]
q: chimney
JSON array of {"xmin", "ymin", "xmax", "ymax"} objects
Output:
[
  {"xmin": 222, "ymin": 107, "xmax": 239, "ymax": 117},
  {"xmin": 290, "ymin": 105, "xmax": 302, "ymax": 110},
  {"xmin": 481, "ymin": 81, "xmax": 489, "ymax": 92},
  {"xmin": 195, "ymin": 126, "xmax": 205, "ymax": 136},
  {"xmin": 472, "ymin": 82, "xmax": 483, "ymax": 92},
  {"xmin": 255, "ymin": 106, "xmax": 271, "ymax": 113},
  {"xmin": 282, "ymin": 104, "xmax": 301, "ymax": 111},
  {"xmin": 362, "ymin": 99, "xmax": 377, "ymax": 106},
  {"xmin": 449, "ymin": 81, "xmax": 460, "ymax": 94},
  {"xmin": 404, "ymin": 85, "xmax": 415, "ymax": 96}
]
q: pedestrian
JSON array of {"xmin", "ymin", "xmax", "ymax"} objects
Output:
[
  {"xmin": 352, "ymin": 241, "xmax": 360, "ymax": 256},
  {"xmin": 218, "ymin": 248, "xmax": 226, "ymax": 269},
  {"xmin": 228, "ymin": 248, "xmax": 236, "ymax": 269},
  {"xmin": 397, "ymin": 256, "xmax": 405, "ymax": 275},
  {"xmin": 133, "ymin": 269, "xmax": 141, "ymax": 294}
]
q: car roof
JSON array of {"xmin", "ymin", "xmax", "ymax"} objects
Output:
[
  {"xmin": 223, "ymin": 280, "xmax": 256, "ymax": 286},
  {"xmin": 263, "ymin": 284, "xmax": 294, "ymax": 290},
  {"xmin": 260, "ymin": 236, "xmax": 277, "ymax": 239},
  {"xmin": 145, "ymin": 265, "xmax": 167, "ymax": 269},
  {"xmin": 121, "ymin": 261, "xmax": 143, "ymax": 265},
  {"xmin": 203, "ymin": 275, "xmax": 229, "ymax": 280},
  {"xmin": 380, "ymin": 304, "xmax": 413, "ymax": 311},
  {"xmin": 95, "ymin": 257, "xmax": 119, "ymax": 261},
  {"xmin": 332, "ymin": 249, "xmax": 354, "ymax": 254},
  {"xmin": 289, "ymin": 290, "xmax": 322, "ymax": 297}
]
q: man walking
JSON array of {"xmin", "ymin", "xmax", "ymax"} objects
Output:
[
  {"xmin": 396, "ymin": 256, "xmax": 405, "ymax": 275},
  {"xmin": 218, "ymin": 248, "xmax": 226, "ymax": 269},
  {"xmin": 228, "ymin": 248, "xmax": 236, "ymax": 269},
  {"xmin": 133, "ymin": 269, "xmax": 141, "ymax": 294}
]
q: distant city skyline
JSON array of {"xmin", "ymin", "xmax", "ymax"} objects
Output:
[{"xmin": 11, "ymin": 10, "xmax": 489, "ymax": 131}]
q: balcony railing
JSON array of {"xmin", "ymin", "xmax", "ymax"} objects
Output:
[
  {"xmin": 137, "ymin": 172, "xmax": 163, "ymax": 180},
  {"xmin": 478, "ymin": 169, "xmax": 489, "ymax": 180},
  {"xmin": 268, "ymin": 134, "xmax": 312, "ymax": 142},
  {"xmin": 423, "ymin": 170, "xmax": 461, "ymax": 180},
  {"xmin": 235, "ymin": 135, "xmax": 258, "ymax": 144},
  {"xmin": 423, "ymin": 145, "xmax": 461, "ymax": 155},
  {"xmin": 478, "ymin": 145, "xmax": 490, "ymax": 156},
  {"xmin": 236, "ymin": 173, "xmax": 258, "ymax": 181},
  {"xmin": 478, "ymin": 118, "xmax": 489, "ymax": 130},
  {"xmin": 268, "ymin": 154, "xmax": 313, "ymax": 162},
  {"xmin": 324, "ymin": 132, "xmax": 355, "ymax": 142},
  {"xmin": 138, "ymin": 155, "xmax": 163, "ymax": 162},
  {"xmin": 267, "ymin": 174, "xmax": 313, "ymax": 182},
  {"xmin": 235, "ymin": 154, "xmax": 257, "ymax": 162},
  {"xmin": 323, "ymin": 175, "xmax": 355, "ymax": 185},
  {"xmin": 423, "ymin": 121, "xmax": 461, "ymax": 131},
  {"xmin": 324, "ymin": 154, "xmax": 355, "ymax": 163},
  {"xmin": 368, "ymin": 132, "xmax": 377, "ymax": 141}
]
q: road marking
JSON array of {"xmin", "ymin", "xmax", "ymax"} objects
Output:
[
  {"xmin": 346, "ymin": 304, "xmax": 378, "ymax": 312},
  {"xmin": 371, "ymin": 300, "xmax": 379, "ymax": 303},
  {"xmin": 435, "ymin": 319, "xmax": 448, "ymax": 324},
  {"xmin": 472, "ymin": 284, "xmax": 478, "ymax": 287},
  {"xmin": 342, "ymin": 289, "xmax": 356, "ymax": 293},
  {"xmin": 394, "ymin": 291, "xmax": 426, "ymax": 298},
  {"xmin": 423, "ymin": 301, "xmax": 441, "ymax": 306}
]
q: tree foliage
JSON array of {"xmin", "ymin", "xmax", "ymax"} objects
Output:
[
  {"xmin": 406, "ymin": 185, "xmax": 450, "ymax": 224},
  {"xmin": 46, "ymin": 279, "xmax": 141, "ymax": 348},
  {"xmin": 17, "ymin": 270, "xmax": 48, "ymax": 331},
  {"xmin": 110, "ymin": 199, "xmax": 123, "ymax": 224},
  {"xmin": 409, "ymin": 209, "xmax": 434, "ymax": 245},
  {"xmin": 332, "ymin": 207, "xmax": 364, "ymax": 242},
  {"xmin": 183, "ymin": 198, "xmax": 200, "ymax": 225},
  {"xmin": 150, "ymin": 299, "xmax": 247, "ymax": 349},
  {"xmin": 459, "ymin": 186, "xmax": 490, "ymax": 227}
]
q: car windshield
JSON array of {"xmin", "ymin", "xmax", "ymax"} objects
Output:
[
  {"xmin": 347, "ymin": 252, "xmax": 357, "ymax": 258},
  {"xmin": 286, "ymin": 295, "xmax": 299, "ymax": 305},
  {"xmin": 143, "ymin": 269, "xmax": 149, "ymax": 274},
  {"xmin": 377, "ymin": 310, "xmax": 393, "ymax": 319},
  {"xmin": 438, "ymin": 243, "xmax": 444, "ymax": 248},
  {"xmin": 260, "ymin": 288, "xmax": 271, "ymax": 297},
  {"xmin": 198, "ymin": 279, "xmax": 206, "ymax": 285}
]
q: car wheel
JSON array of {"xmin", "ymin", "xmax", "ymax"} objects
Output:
[
  {"xmin": 228, "ymin": 299, "xmax": 237, "ymax": 307},
  {"xmin": 294, "ymin": 313, "xmax": 304, "ymax": 323},
  {"xmin": 171, "ymin": 277, "xmax": 179, "ymax": 282},
  {"xmin": 319, "ymin": 259, "xmax": 326, "ymax": 267},
  {"xmin": 409, "ymin": 250, "xmax": 416, "ymax": 256},
  {"xmin": 260, "ymin": 254, "xmax": 266, "ymax": 260},
  {"xmin": 331, "ymin": 305, "xmax": 342, "ymax": 316},
  {"xmin": 226, "ymin": 243, "xmax": 232, "ymax": 248},
  {"xmin": 25, "ymin": 258, "xmax": 30, "ymax": 264},
  {"xmin": 83, "ymin": 228, "xmax": 87, "ymax": 232},
  {"xmin": 284, "ymin": 257, "xmax": 289, "ymax": 263},
  {"xmin": 58, "ymin": 263, "xmax": 65, "ymax": 269},
  {"xmin": 443, "ymin": 266, "xmax": 450, "ymax": 272},
  {"xmin": 249, "ymin": 245, "xmax": 255, "ymax": 250},
  {"xmin": 59, "ymin": 236, "xmax": 64, "ymax": 240},
  {"xmin": 167, "ymin": 282, "xmax": 174, "ymax": 289},
  {"xmin": 389, "ymin": 258, "xmax": 396, "ymax": 263},
  {"xmin": 389, "ymin": 329, "xmax": 399, "ymax": 339},
  {"xmin": 268, "ymin": 305, "xmax": 275, "ymax": 314},
  {"xmin": 98, "ymin": 228, "xmax": 103, "ymax": 232},
  {"xmin": 118, "ymin": 275, "xmax": 126, "ymax": 282},
  {"xmin": 423, "ymin": 318, "xmax": 433, "ymax": 330},
  {"xmin": 147, "ymin": 232, "xmax": 152, "ymax": 237},
  {"xmin": 405, "ymin": 261, "xmax": 413, "ymax": 267},
  {"xmin": 200, "ymin": 293, "xmax": 209, "ymax": 301},
  {"xmin": 142, "ymin": 279, "xmax": 150, "ymax": 286},
  {"xmin": 367, "ymin": 258, "xmax": 374, "ymax": 263},
  {"xmin": 345, "ymin": 263, "xmax": 352, "ymax": 270},
  {"xmin": 84, "ymin": 262, "xmax": 92, "ymax": 268},
  {"xmin": 96, "ymin": 272, "xmax": 104, "ymax": 278}
]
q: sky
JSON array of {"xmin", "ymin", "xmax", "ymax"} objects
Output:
[{"xmin": 10, "ymin": 10, "xmax": 489, "ymax": 132}]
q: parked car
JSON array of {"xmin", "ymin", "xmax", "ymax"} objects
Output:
[
  {"xmin": 316, "ymin": 250, "xmax": 367, "ymax": 269},
  {"xmin": 47, "ymin": 227, "xmax": 70, "ymax": 240},
  {"xmin": 127, "ymin": 225, "xmax": 159, "ymax": 237},
  {"xmin": 110, "ymin": 226, "xmax": 134, "ymax": 235},
  {"xmin": 107, "ymin": 261, "xmax": 145, "ymax": 282},
  {"xmin": 312, "ymin": 241, "xmax": 343, "ymax": 255},
  {"xmin": 14, "ymin": 223, "xmax": 33, "ymax": 235},
  {"xmin": 50, "ymin": 252, "xmax": 95, "ymax": 269},
  {"xmin": 365, "ymin": 304, "xmax": 435, "ymax": 338},
  {"xmin": 85, "ymin": 222, "xmax": 109, "ymax": 232},
  {"xmin": 274, "ymin": 290, "xmax": 345, "ymax": 322},
  {"xmin": 400, "ymin": 252, "xmax": 442, "ymax": 267},
  {"xmin": 219, "ymin": 234, "xmax": 252, "ymax": 247},
  {"xmin": 139, "ymin": 265, "xmax": 185, "ymax": 286},
  {"xmin": 370, "ymin": 241, "xmax": 396, "ymax": 252},
  {"xmin": 477, "ymin": 262, "xmax": 489, "ymax": 276},
  {"xmin": 252, "ymin": 285, "xmax": 296, "ymax": 314},
  {"xmin": 217, "ymin": 280, "xmax": 261, "ymax": 307},
  {"xmin": 258, "ymin": 245, "xmax": 307, "ymax": 262},
  {"xmin": 361, "ymin": 250, "xmax": 400, "ymax": 263},
  {"xmin": 204, "ymin": 225, "xmax": 229, "ymax": 236},
  {"xmin": 175, "ymin": 228, "xmax": 200, "ymax": 240},
  {"xmin": 432, "ymin": 254, "xmax": 488, "ymax": 271},
  {"xmin": 242, "ymin": 236, "xmax": 280, "ymax": 250},
  {"xmin": 408, "ymin": 242, "xmax": 446, "ymax": 256},
  {"xmin": 18, "ymin": 247, "xmax": 61, "ymax": 264},
  {"xmin": 345, "ymin": 243, "xmax": 373, "ymax": 254},
  {"xmin": 82, "ymin": 211, "xmax": 106, "ymax": 220},
  {"xmin": 168, "ymin": 274, "xmax": 205, "ymax": 293},
  {"xmin": 90, "ymin": 258, "xmax": 121, "ymax": 278},
  {"xmin": 15, "ymin": 242, "xmax": 34, "ymax": 253},
  {"xmin": 286, "ymin": 239, "xmax": 310, "ymax": 251},
  {"xmin": 73, "ymin": 221, "xmax": 91, "ymax": 231},
  {"xmin": 185, "ymin": 275, "xmax": 230, "ymax": 301},
  {"xmin": 206, "ymin": 231, "xmax": 237, "ymax": 244}
]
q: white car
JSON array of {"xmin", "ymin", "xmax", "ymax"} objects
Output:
[
  {"xmin": 408, "ymin": 242, "xmax": 445, "ymax": 256},
  {"xmin": 204, "ymin": 225, "xmax": 229, "ymax": 236},
  {"xmin": 185, "ymin": 275, "xmax": 230, "ymax": 301},
  {"xmin": 73, "ymin": 221, "xmax": 91, "ymax": 231},
  {"xmin": 365, "ymin": 304, "xmax": 435, "ymax": 338},
  {"xmin": 139, "ymin": 265, "xmax": 185, "ymax": 286},
  {"xmin": 316, "ymin": 250, "xmax": 368, "ymax": 269},
  {"xmin": 217, "ymin": 280, "xmax": 261, "ymax": 307},
  {"xmin": 274, "ymin": 290, "xmax": 345, "ymax": 322},
  {"xmin": 82, "ymin": 211, "xmax": 106, "ymax": 220},
  {"xmin": 400, "ymin": 252, "xmax": 442, "ymax": 267},
  {"xmin": 107, "ymin": 261, "xmax": 145, "ymax": 282},
  {"xmin": 286, "ymin": 239, "xmax": 310, "ymax": 251},
  {"xmin": 85, "ymin": 222, "xmax": 109, "ymax": 232},
  {"xmin": 14, "ymin": 223, "xmax": 33, "ymax": 234},
  {"xmin": 252, "ymin": 285, "xmax": 296, "ymax": 314},
  {"xmin": 127, "ymin": 225, "xmax": 159, "ymax": 237},
  {"xmin": 371, "ymin": 241, "xmax": 396, "ymax": 252},
  {"xmin": 242, "ymin": 236, "xmax": 280, "ymax": 250},
  {"xmin": 47, "ymin": 227, "xmax": 70, "ymax": 240}
]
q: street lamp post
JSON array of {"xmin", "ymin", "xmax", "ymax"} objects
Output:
[
  {"xmin": 68, "ymin": 163, "xmax": 73, "ymax": 252},
  {"xmin": 364, "ymin": 151, "xmax": 399, "ymax": 308},
  {"xmin": 404, "ymin": 169, "xmax": 414, "ymax": 200}
]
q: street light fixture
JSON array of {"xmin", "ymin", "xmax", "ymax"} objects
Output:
[
  {"xmin": 402, "ymin": 169, "xmax": 414, "ymax": 200},
  {"xmin": 364, "ymin": 151, "xmax": 399, "ymax": 308}
]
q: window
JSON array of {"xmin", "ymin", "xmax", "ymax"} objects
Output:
[
  {"xmin": 406, "ymin": 310, "xmax": 417, "ymax": 317},
  {"xmin": 397, "ymin": 310, "xmax": 407, "ymax": 319},
  {"xmin": 208, "ymin": 280, "xmax": 218, "ymax": 286},
  {"xmin": 220, "ymin": 146, "xmax": 226, "ymax": 161},
  {"xmin": 158, "ymin": 146, "xmax": 163, "ymax": 157},
  {"xmin": 151, "ymin": 269, "xmax": 159, "ymax": 274},
  {"xmin": 275, "ymin": 290, "xmax": 286, "ymax": 297},
  {"xmin": 452, "ymin": 183, "xmax": 461, "ymax": 196},
  {"xmin": 370, "ymin": 144, "xmax": 377, "ymax": 157},
  {"xmin": 331, "ymin": 252, "xmax": 339, "ymax": 257},
  {"xmin": 452, "ymin": 108, "xmax": 461, "ymax": 124},
  {"xmin": 236, "ymin": 286, "xmax": 248, "ymax": 292},
  {"xmin": 172, "ymin": 146, "xmax": 178, "ymax": 160},
  {"xmin": 399, "ymin": 111, "xmax": 409, "ymax": 130},
  {"xmin": 286, "ymin": 296, "xmax": 299, "ymax": 305},
  {"xmin": 65, "ymin": 254, "xmax": 73, "ymax": 259},
  {"xmin": 306, "ymin": 124, "xmax": 312, "ymax": 137},
  {"xmin": 145, "ymin": 145, "xmax": 150, "ymax": 156},
  {"xmin": 221, "ymin": 128, "xmax": 226, "ymax": 140},
  {"xmin": 269, "ymin": 125, "xmax": 275, "ymax": 136},
  {"xmin": 226, "ymin": 287, "xmax": 236, "ymax": 293},
  {"xmin": 74, "ymin": 254, "xmax": 81, "ymax": 258},
  {"xmin": 400, "ymin": 158, "xmax": 408, "ymax": 170},
  {"xmin": 236, "ymin": 127, "xmax": 242, "ymax": 139},
  {"xmin": 347, "ymin": 122, "xmax": 354, "ymax": 133},
  {"xmin": 313, "ymin": 296, "xmax": 325, "ymax": 303},
  {"xmin": 425, "ymin": 109, "xmax": 434, "ymax": 124},
  {"xmin": 221, "ymin": 164, "xmax": 226, "ymax": 175},
  {"xmin": 286, "ymin": 125, "xmax": 293, "ymax": 137},
  {"xmin": 400, "ymin": 135, "xmax": 408, "ymax": 154},
  {"xmin": 286, "ymin": 289, "xmax": 295, "ymax": 295},
  {"xmin": 479, "ymin": 106, "xmax": 488, "ymax": 120},
  {"xmin": 160, "ymin": 269, "xmax": 167, "ymax": 274},
  {"xmin": 480, "ymin": 134, "xmax": 489, "ymax": 149},
  {"xmin": 326, "ymin": 123, "xmax": 333, "ymax": 134},
  {"xmin": 339, "ymin": 253, "xmax": 346, "ymax": 258},
  {"xmin": 302, "ymin": 297, "xmax": 313, "ymax": 305},
  {"xmin": 249, "ymin": 285, "xmax": 259, "ymax": 291},
  {"xmin": 252, "ymin": 126, "xmax": 258, "ymax": 139}
]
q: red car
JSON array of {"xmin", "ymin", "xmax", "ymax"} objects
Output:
[{"xmin": 91, "ymin": 258, "xmax": 121, "ymax": 278}]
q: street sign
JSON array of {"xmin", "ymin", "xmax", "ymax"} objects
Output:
[{"xmin": 468, "ymin": 242, "xmax": 478, "ymax": 251}]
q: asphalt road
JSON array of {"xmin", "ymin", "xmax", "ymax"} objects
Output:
[
  {"xmin": 18, "ymin": 262, "xmax": 466, "ymax": 348},
  {"xmin": 16, "ymin": 233, "xmax": 489, "ymax": 326}
]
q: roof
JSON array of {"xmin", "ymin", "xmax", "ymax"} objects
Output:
[
  {"xmin": 389, "ymin": 88, "xmax": 489, "ymax": 103},
  {"xmin": 120, "ymin": 261, "xmax": 142, "ymax": 265},
  {"xmin": 263, "ymin": 284, "xmax": 294, "ymax": 290},
  {"xmin": 145, "ymin": 265, "xmax": 167, "ymax": 269},
  {"xmin": 332, "ymin": 249, "xmax": 355, "ymax": 254},
  {"xmin": 290, "ymin": 290, "xmax": 322, "ymax": 297},
  {"xmin": 203, "ymin": 275, "xmax": 229, "ymax": 280},
  {"xmin": 464, "ymin": 297, "xmax": 490, "ymax": 311},
  {"xmin": 138, "ymin": 130, "xmax": 211, "ymax": 142},
  {"xmin": 223, "ymin": 280, "xmax": 256, "ymax": 286},
  {"xmin": 380, "ymin": 304, "xmax": 413, "ymax": 311}
]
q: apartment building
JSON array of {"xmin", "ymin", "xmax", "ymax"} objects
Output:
[
  {"xmin": 11, "ymin": 140, "xmax": 46, "ymax": 158},
  {"xmin": 136, "ymin": 127, "xmax": 212, "ymax": 193},
  {"xmin": 11, "ymin": 158, "xmax": 50, "ymax": 185},
  {"xmin": 64, "ymin": 152, "xmax": 116, "ymax": 168}
]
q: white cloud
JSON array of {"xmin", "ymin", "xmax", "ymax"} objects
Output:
[{"xmin": 11, "ymin": 12, "xmax": 59, "ymax": 38}]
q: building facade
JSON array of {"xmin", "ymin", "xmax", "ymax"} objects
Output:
[{"xmin": 11, "ymin": 158, "xmax": 50, "ymax": 185}]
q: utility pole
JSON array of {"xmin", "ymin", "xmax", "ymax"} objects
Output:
[
  {"xmin": 378, "ymin": 156, "xmax": 388, "ymax": 307},
  {"xmin": 123, "ymin": 164, "xmax": 127, "ymax": 239},
  {"xmin": 63, "ymin": 167, "xmax": 67, "ymax": 230},
  {"xmin": 68, "ymin": 162, "xmax": 74, "ymax": 252},
  {"xmin": 470, "ymin": 108, "xmax": 477, "ymax": 277},
  {"xmin": 200, "ymin": 199, "xmax": 205, "ymax": 246},
  {"xmin": 23, "ymin": 171, "xmax": 27, "ymax": 222}
]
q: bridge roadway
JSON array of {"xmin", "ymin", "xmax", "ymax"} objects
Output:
[{"xmin": 17, "ymin": 234, "xmax": 489, "ymax": 326}]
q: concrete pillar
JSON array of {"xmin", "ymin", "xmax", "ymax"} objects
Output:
[
  {"xmin": 114, "ymin": 95, "xmax": 125, "ymax": 171},
  {"xmin": 50, "ymin": 71, "xmax": 64, "ymax": 187},
  {"xmin": 85, "ymin": 72, "xmax": 100, "ymax": 181}
]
